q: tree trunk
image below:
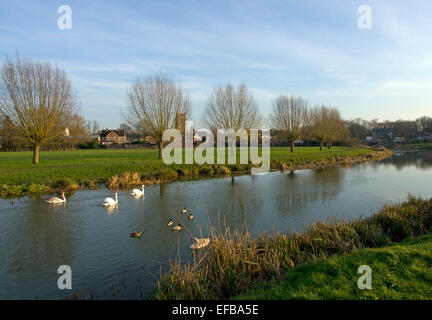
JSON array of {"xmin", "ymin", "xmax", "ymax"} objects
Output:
[
  {"xmin": 33, "ymin": 143, "xmax": 40, "ymax": 164},
  {"xmin": 290, "ymin": 140, "xmax": 294, "ymax": 153},
  {"xmin": 230, "ymin": 141, "xmax": 235, "ymax": 156},
  {"xmin": 320, "ymin": 141, "xmax": 323, "ymax": 151},
  {"xmin": 158, "ymin": 141, "xmax": 163, "ymax": 159}
]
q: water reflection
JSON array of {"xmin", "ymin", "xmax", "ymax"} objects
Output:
[
  {"xmin": 379, "ymin": 151, "xmax": 432, "ymax": 170},
  {"xmin": 4, "ymin": 198, "xmax": 81, "ymax": 298}
]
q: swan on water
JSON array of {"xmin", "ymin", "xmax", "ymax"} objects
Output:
[
  {"xmin": 171, "ymin": 224, "xmax": 182, "ymax": 231},
  {"xmin": 190, "ymin": 238, "xmax": 210, "ymax": 250},
  {"xmin": 46, "ymin": 192, "xmax": 66, "ymax": 204},
  {"xmin": 102, "ymin": 193, "xmax": 118, "ymax": 207},
  {"xmin": 130, "ymin": 185, "xmax": 145, "ymax": 197}
]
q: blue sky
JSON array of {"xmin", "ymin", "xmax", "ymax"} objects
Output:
[{"xmin": 1, "ymin": 0, "xmax": 432, "ymax": 128}]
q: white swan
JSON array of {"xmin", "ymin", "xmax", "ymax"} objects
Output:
[
  {"xmin": 47, "ymin": 192, "xmax": 66, "ymax": 204},
  {"xmin": 130, "ymin": 184, "xmax": 145, "ymax": 197},
  {"xmin": 102, "ymin": 193, "xmax": 118, "ymax": 207},
  {"xmin": 171, "ymin": 224, "xmax": 182, "ymax": 231},
  {"xmin": 190, "ymin": 238, "xmax": 210, "ymax": 250}
]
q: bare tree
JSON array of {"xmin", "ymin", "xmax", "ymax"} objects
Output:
[
  {"xmin": 326, "ymin": 108, "xmax": 349, "ymax": 148},
  {"xmin": 202, "ymin": 83, "xmax": 261, "ymax": 154},
  {"xmin": 0, "ymin": 55, "xmax": 78, "ymax": 163},
  {"xmin": 416, "ymin": 116, "xmax": 432, "ymax": 133},
  {"xmin": 0, "ymin": 114, "xmax": 28, "ymax": 149},
  {"xmin": 63, "ymin": 114, "xmax": 92, "ymax": 147},
  {"xmin": 308, "ymin": 106, "xmax": 347, "ymax": 151},
  {"xmin": 126, "ymin": 74, "xmax": 191, "ymax": 159},
  {"xmin": 268, "ymin": 95, "xmax": 309, "ymax": 152}
]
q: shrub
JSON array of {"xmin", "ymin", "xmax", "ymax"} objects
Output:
[
  {"xmin": 199, "ymin": 166, "xmax": 215, "ymax": 176},
  {"xmin": 54, "ymin": 178, "xmax": 79, "ymax": 192},
  {"xmin": 218, "ymin": 166, "xmax": 231, "ymax": 175},
  {"xmin": 27, "ymin": 183, "xmax": 51, "ymax": 194},
  {"xmin": 158, "ymin": 168, "xmax": 178, "ymax": 181},
  {"xmin": 77, "ymin": 140, "xmax": 106, "ymax": 149},
  {"xmin": 0, "ymin": 184, "xmax": 24, "ymax": 197}
]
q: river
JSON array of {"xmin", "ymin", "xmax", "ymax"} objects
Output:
[{"xmin": 0, "ymin": 150, "xmax": 431, "ymax": 299}]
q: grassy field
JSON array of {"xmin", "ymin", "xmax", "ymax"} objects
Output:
[
  {"xmin": 0, "ymin": 146, "xmax": 378, "ymax": 197},
  {"xmin": 402, "ymin": 143, "xmax": 432, "ymax": 151},
  {"xmin": 234, "ymin": 233, "xmax": 432, "ymax": 300},
  {"xmin": 154, "ymin": 197, "xmax": 432, "ymax": 300}
]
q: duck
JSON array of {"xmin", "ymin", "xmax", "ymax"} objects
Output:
[
  {"xmin": 171, "ymin": 224, "xmax": 182, "ymax": 231},
  {"xmin": 167, "ymin": 219, "xmax": 173, "ymax": 226},
  {"xmin": 102, "ymin": 193, "xmax": 118, "ymax": 207},
  {"xmin": 130, "ymin": 184, "xmax": 145, "ymax": 197},
  {"xmin": 188, "ymin": 213, "xmax": 194, "ymax": 220},
  {"xmin": 130, "ymin": 231, "xmax": 142, "ymax": 238},
  {"xmin": 189, "ymin": 238, "xmax": 210, "ymax": 250},
  {"xmin": 46, "ymin": 192, "xmax": 66, "ymax": 204},
  {"xmin": 181, "ymin": 207, "xmax": 188, "ymax": 214}
]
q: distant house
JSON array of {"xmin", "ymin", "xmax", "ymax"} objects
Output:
[
  {"xmin": 97, "ymin": 129, "xmax": 127, "ymax": 144},
  {"xmin": 393, "ymin": 136, "xmax": 406, "ymax": 144},
  {"xmin": 371, "ymin": 127, "xmax": 393, "ymax": 145},
  {"xmin": 417, "ymin": 133, "xmax": 432, "ymax": 142}
]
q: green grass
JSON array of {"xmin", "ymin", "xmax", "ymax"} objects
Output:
[
  {"xmin": 402, "ymin": 143, "xmax": 432, "ymax": 151},
  {"xmin": 234, "ymin": 233, "xmax": 432, "ymax": 300},
  {"xmin": 0, "ymin": 146, "xmax": 377, "ymax": 197}
]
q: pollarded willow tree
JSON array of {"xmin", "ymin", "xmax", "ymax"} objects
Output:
[
  {"xmin": 268, "ymin": 94, "xmax": 309, "ymax": 152},
  {"xmin": 0, "ymin": 55, "xmax": 78, "ymax": 163},
  {"xmin": 202, "ymin": 83, "xmax": 261, "ymax": 154},
  {"xmin": 308, "ymin": 105, "xmax": 348, "ymax": 150},
  {"xmin": 126, "ymin": 74, "xmax": 191, "ymax": 159}
]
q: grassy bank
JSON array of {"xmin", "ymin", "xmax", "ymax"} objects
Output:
[
  {"xmin": 0, "ymin": 146, "xmax": 390, "ymax": 197},
  {"xmin": 154, "ymin": 196, "xmax": 432, "ymax": 300},
  {"xmin": 234, "ymin": 233, "xmax": 432, "ymax": 299},
  {"xmin": 401, "ymin": 143, "xmax": 432, "ymax": 151}
]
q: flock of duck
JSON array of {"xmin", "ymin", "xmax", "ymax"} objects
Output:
[{"xmin": 45, "ymin": 184, "xmax": 210, "ymax": 250}]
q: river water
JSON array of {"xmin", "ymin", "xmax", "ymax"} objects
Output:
[{"xmin": 0, "ymin": 151, "xmax": 431, "ymax": 299}]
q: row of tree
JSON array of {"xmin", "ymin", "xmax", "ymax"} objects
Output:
[
  {"xmin": 1, "ymin": 55, "xmax": 430, "ymax": 163},
  {"xmin": 346, "ymin": 116, "xmax": 432, "ymax": 142},
  {"xmin": 268, "ymin": 95, "xmax": 348, "ymax": 152},
  {"xmin": 126, "ymin": 75, "xmax": 349, "ymax": 156}
]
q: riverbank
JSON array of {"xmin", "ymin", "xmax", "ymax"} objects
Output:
[
  {"xmin": 234, "ymin": 232, "xmax": 432, "ymax": 299},
  {"xmin": 0, "ymin": 146, "xmax": 392, "ymax": 198},
  {"xmin": 154, "ymin": 196, "xmax": 432, "ymax": 300},
  {"xmin": 400, "ymin": 143, "xmax": 432, "ymax": 151}
]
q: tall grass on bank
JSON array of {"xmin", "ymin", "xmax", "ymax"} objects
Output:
[
  {"xmin": 234, "ymin": 233, "xmax": 432, "ymax": 299},
  {"xmin": 154, "ymin": 196, "xmax": 432, "ymax": 300}
]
